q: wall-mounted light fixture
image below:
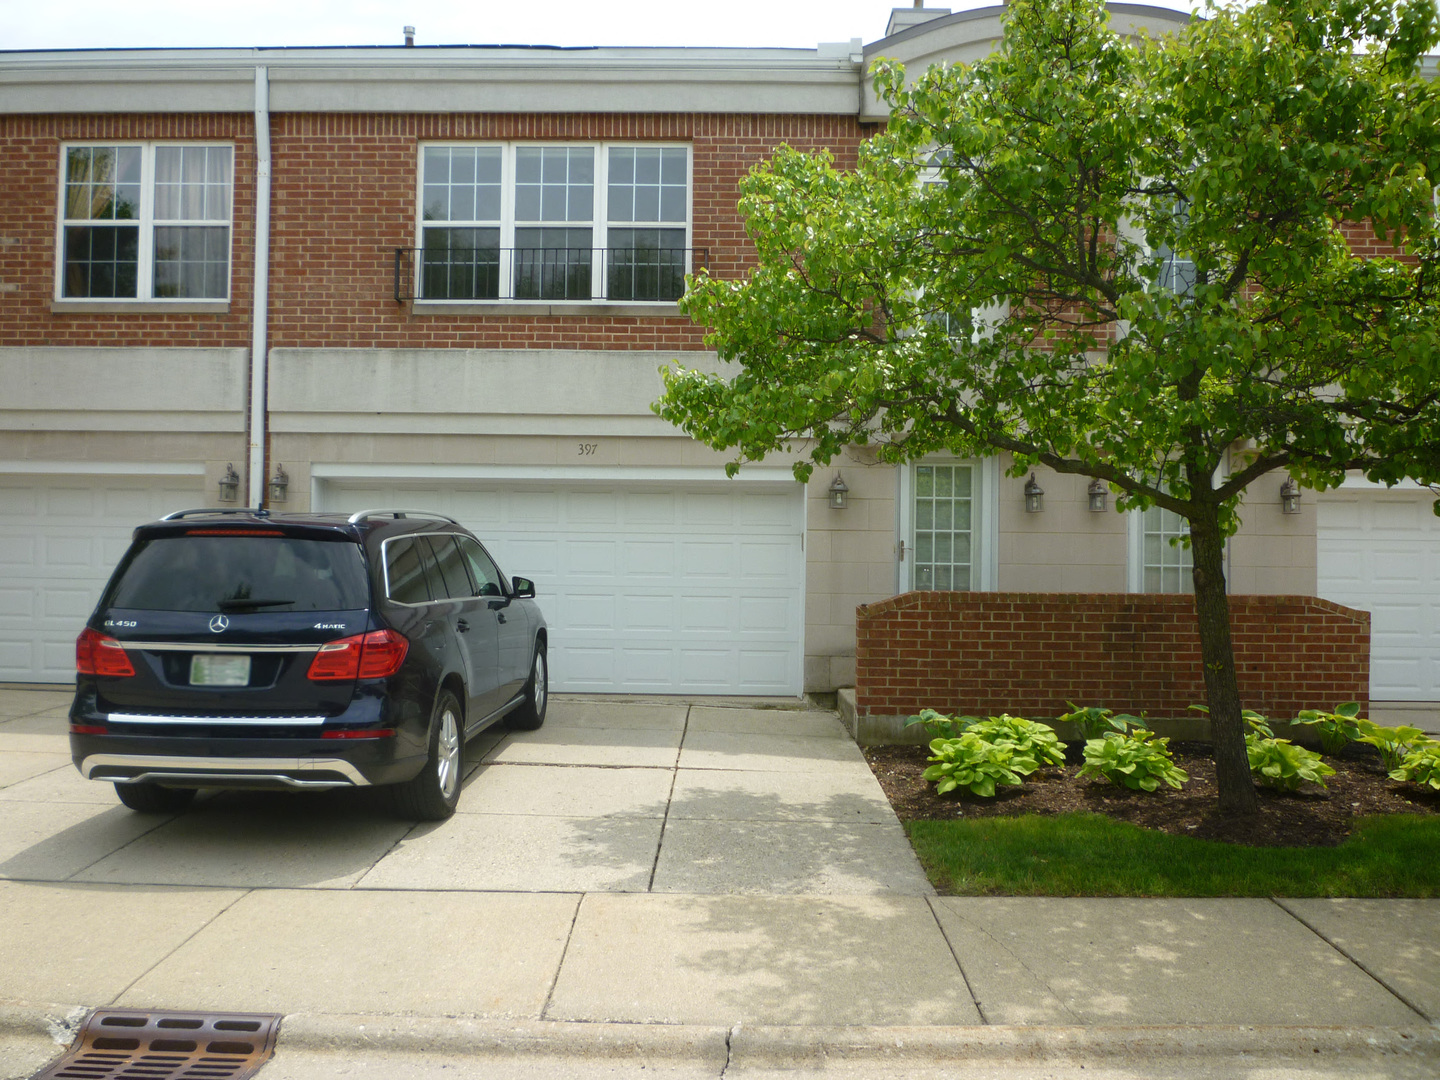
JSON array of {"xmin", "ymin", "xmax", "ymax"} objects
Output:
[
  {"xmin": 268, "ymin": 464, "xmax": 290, "ymax": 504},
  {"xmin": 1087, "ymin": 477, "xmax": 1108, "ymax": 513},
  {"xmin": 828, "ymin": 472, "xmax": 850, "ymax": 510},
  {"xmin": 218, "ymin": 463, "xmax": 240, "ymax": 503},
  {"xmin": 1024, "ymin": 472, "xmax": 1044, "ymax": 513},
  {"xmin": 1280, "ymin": 476, "xmax": 1301, "ymax": 515}
]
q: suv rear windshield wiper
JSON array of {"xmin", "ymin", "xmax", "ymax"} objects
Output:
[{"xmin": 216, "ymin": 598, "xmax": 297, "ymax": 612}]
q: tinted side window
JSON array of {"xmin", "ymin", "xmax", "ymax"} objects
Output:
[
  {"xmin": 457, "ymin": 536, "xmax": 506, "ymax": 597},
  {"xmin": 425, "ymin": 535, "xmax": 476, "ymax": 600},
  {"xmin": 385, "ymin": 537, "xmax": 433, "ymax": 605}
]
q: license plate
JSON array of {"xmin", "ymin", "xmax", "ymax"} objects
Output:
[{"xmin": 190, "ymin": 654, "xmax": 251, "ymax": 687}]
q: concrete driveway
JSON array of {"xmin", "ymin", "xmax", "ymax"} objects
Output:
[{"xmin": 0, "ymin": 689, "xmax": 930, "ymax": 895}]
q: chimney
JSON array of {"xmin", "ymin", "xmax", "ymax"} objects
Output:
[{"xmin": 403, "ymin": 26, "xmax": 416, "ymax": 47}]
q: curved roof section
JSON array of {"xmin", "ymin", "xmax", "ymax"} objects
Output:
[{"xmin": 860, "ymin": 3, "xmax": 1192, "ymax": 119}]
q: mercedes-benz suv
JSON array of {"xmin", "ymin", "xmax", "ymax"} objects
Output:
[{"xmin": 69, "ymin": 508, "xmax": 547, "ymax": 820}]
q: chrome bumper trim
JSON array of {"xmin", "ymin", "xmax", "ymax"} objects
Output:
[
  {"xmin": 106, "ymin": 713, "xmax": 326, "ymax": 726},
  {"xmin": 81, "ymin": 754, "xmax": 371, "ymax": 787},
  {"xmin": 116, "ymin": 642, "xmax": 322, "ymax": 654}
]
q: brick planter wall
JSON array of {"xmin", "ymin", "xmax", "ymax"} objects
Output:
[{"xmin": 855, "ymin": 592, "xmax": 1369, "ymax": 724}]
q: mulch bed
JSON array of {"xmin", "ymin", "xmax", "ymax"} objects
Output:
[{"xmin": 864, "ymin": 740, "xmax": 1440, "ymax": 847}]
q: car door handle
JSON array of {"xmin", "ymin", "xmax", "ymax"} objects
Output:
[{"xmin": 456, "ymin": 619, "xmax": 470, "ymax": 633}]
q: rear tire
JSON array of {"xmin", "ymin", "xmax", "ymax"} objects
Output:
[
  {"xmin": 507, "ymin": 644, "xmax": 548, "ymax": 731},
  {"xmin": 390, "ymin": 690, "xmax": 464, "ymax": 821},
  {"xmin": 114, "ymin": 782, "xmax": 196, "ymax": 813}
]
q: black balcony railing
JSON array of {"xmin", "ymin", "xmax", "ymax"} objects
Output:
[{"xmin": 394, "ymin": 245, "xmax": 707, "ymax": 303}]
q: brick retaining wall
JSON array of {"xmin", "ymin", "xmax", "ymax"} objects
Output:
[{"xmin": 855, "ymin": 592, "xmax": 1370, "ymax": 723}]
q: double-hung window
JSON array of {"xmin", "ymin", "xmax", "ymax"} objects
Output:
[
  {"xmin": 418, "ymin": 143, "xmax": 690, "ymax": 303},
  {"xmin": 59, "ymin": 144, "xmax": 233, "ymax": 301}
]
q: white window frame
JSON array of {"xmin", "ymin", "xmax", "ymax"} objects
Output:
[
  {"xmin": 414, "ymin": 141, "xmax": 693, "ymax": 304},
  {"xmin": 54, "ymin": 142, "xmax": 234, "ymax": 303},
  {"xmin": 1125, "ymin": 458, "xmax": 1231, "ymax": 593},
  {"xmin": 897, "ymin": 457, "xmax": 1000, "ymax": 593}
]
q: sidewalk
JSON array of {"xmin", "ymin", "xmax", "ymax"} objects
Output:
[{"xmin": 1, "ymin": 688, "xmax": 1437, "ymax": 1078}]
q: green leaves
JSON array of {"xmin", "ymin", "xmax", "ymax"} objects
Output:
[
  {"xmin": 1056, "ymin": 702, "xmax": 1148, "ymax": 741},
  {"xmin": 1245, "ymin": 731, "xmax": 1337, "ymax": 792},
  {"xmin": 1355, "ymin": 719, "xmax": 1435, "ymax": 773},
  {"xmin": 1077, "ymin": 729, "xmax": 1189, "ymax": 792},
  {"xmin": 1290, "ymin": 702, "xmax": 1364, "ymax": 756},
  {"xmin": 922, "ymin": 714, "xmax": 1068, "ymax": 797},
  {"xmin": 1390, "ymin": 743, "xmax": 1440, "ymax": 791}
]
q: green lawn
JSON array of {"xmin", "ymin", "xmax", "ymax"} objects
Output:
[{"xmin": 906, "ymin": 813, "xmax": 1440, "ymax": 897}]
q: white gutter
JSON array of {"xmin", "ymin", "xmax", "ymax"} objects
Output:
[{"xmin": 248, "ymin": 66, "xmax": 271, "ymax": 508}]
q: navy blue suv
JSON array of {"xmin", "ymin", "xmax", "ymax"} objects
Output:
[{"xmin": 69, "ymin": 508, "xmax": 547, "ymax": 820}]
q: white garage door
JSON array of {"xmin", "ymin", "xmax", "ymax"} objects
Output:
[
  {"xmin": 0, "ymin": 474, "xmax": 205, "ymax": 683},
  {"xmin": 317, "ymin": 479, "xmax": 805, "ymax": 696},
  {"xmin": 1318, "ymin": 488, "xmax": 1440, "ymax": 701}
]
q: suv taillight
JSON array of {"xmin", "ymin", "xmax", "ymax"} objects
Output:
[
  {"xmin": 76, "ymin": 628, "xmax": 135, "ymax": 678},
  {"xmin": 307, "ymin": 629, "xmax": 409, "ymax": 681}
]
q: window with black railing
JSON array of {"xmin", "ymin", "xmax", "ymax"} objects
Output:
[{"xmin": 411, "ymin": 142, "xmax": 692, "ymax": 303}]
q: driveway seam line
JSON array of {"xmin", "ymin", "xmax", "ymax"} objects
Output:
[
  {"xmin": 1269, "ymin": 897, "xmax": 1433, "ymax": 1022},
  {"xmin": 538, "ymin": 892, "xmax": 585, "ymax": 1021},
  {"xmin": 647, "ymin": 705, "xmax": 689, "ymax": 892},
  {"xmin": 925, "ymin": 896, "xmax": 991, "ymax": 1025},
  {"xmin": 105, "ymin": 886, "xmax": 254, "ymax": 1007},
  {"xmin": 59, "ymin": 804, "xmax": 189, "ymax": 882}
]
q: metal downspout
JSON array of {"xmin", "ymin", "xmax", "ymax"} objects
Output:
[{"xmin": 249, "ymin": 66, "xmax": 271, "ymax": 508}]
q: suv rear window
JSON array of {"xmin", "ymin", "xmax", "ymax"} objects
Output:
[{"xmin": 105, "ymin": 535, "xmax": 370, "ymax": 613}]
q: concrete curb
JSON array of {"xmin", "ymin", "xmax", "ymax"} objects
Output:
[{"xmin": 9, "ymin": 1004, "xmax": 1436, "ymax": 1068}]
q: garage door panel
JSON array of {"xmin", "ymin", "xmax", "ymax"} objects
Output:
[
  {"xmin": 320, "ymin": 479, "xmax": 803, "ymax": 695},
  {"xmin": 1318, "ymin": 490, "xmax": 1440, "ymax": 701}
]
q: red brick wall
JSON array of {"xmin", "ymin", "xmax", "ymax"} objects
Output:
[
  {"xmin": 263, "ymin": 113, "xmax": 869, "ymax": 350},
  {"xmin": 0, "ymin": 111, "xmax": 871, "ymax": 350},
  {"xmin": 0, "ymin": 114, "xmax": 256, "ymax": 347},
  {"xmin": 855, "ymin": 592, "xmax": 1370, "ymax": 721}
]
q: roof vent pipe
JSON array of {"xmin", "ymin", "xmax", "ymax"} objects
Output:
[{"xmin": 403, "ymin": 26, "xmax": 415, "ymax": 46}]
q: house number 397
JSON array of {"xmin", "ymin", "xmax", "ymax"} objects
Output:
[{"xmin": 577, "ymin": 442, "xmax": 598, "ymax": 456}]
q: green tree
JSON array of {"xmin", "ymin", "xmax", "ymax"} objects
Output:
[{"xmin": 656, "ymin": 0, "xmax": 1440, "ymax": 814}]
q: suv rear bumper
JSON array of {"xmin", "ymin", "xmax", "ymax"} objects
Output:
[{"xmin": 79, "ymin": 753, "xmax": 374, "ymax": 789}]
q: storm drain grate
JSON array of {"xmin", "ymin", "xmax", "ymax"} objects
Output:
[{"xmin": 30, "ymin": 1009, "xmax": 281, "ymax": 1080}]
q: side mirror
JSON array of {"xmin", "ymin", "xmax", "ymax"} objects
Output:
[{"xmin": 512, "ymin": 577, "xmax": 536, "ymax": 598}]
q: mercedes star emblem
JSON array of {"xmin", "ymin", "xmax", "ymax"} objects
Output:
[{"xmin": 209, "ymin": 615, "xmax": 230, "ymax": 633}]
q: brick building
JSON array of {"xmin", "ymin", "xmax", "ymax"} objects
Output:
[{"xmin": 1, "ymin": 5, "xmax": 1435, "ymax": 724}]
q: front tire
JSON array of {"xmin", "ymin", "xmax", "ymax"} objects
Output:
[
  {"xmin": 391, "ymin": 690, "xmax": 464, "ymax": 821},
  {"xmin": 114, "ymin": 782, "xmax": 196, "ymax": 813},
  {"xmin": 507, "ymin": 644, "xmax": 548, "ymax": 731}
]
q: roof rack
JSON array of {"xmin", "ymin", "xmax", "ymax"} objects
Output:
[
  {"xmin": 346, "ymin": 509, "xmax": 459, "ymax": 525},
  {"xmin": 159, "ymin": 508, "xmax": 268, "ymax": 521}
]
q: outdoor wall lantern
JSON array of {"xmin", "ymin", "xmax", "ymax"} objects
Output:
[
  {"xmin": 1024, "ymin": 472, "xmax": 1045, "ymax": 513},
  {"xmin": 828, "ymin": 472, "xmax": 850, "ymax": 510},
  {"xmin": 1087, "ymin": 477, "xmax": 1109, "ymax": 513},
  {"xmin": 218, "ymin": 463, "xmax": 240, "ymax": 503},
  {"xmin": 269, "ymin": 464, "xmax": 290, "ymax": 504},
  {"xmin": 1280, "ymin": 476, "xmax": 1302, "ymax": 515}
]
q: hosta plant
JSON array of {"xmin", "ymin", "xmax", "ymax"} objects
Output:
[
  {"xmin": 1077, "ymin": 730, "xmax": 1189, "ymax": 792},
  {"xmin": 1355, "ymin": 720, "xmax": 1433, "ymax": 773},
  {"xmin": 966, "ymin": 714, "xmax": 1068, "ymax": 767},
  {"xmin": 923, "ymin": 733, "xmax": 1038, "ymax": 798},
  {"xmin": 904, "ymin": 708, "xmax": 979, "ymax": 741},
  {"xmin": 1390, "ymin": 743, "xmax": 1440, "ymax": 792},
  {"xmin": 1056, "ymin": 703, "xmax": 1147, "ymax": 740},
  {"xmin": 1245, "ymin": 732, "xmax": 1336, "ymax": 792},
  {"xmin": 1290, "ymin": 702, "xmax": 1364, "ymax": 756}
]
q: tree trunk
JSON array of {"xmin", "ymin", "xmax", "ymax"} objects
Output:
[{"xmin": 1188, "ymin": 506, "xmax": 1260, "ymax": 816}]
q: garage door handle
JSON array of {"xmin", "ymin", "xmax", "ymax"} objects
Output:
[{"xmin": 456, "ymin": 619, "xmax": 470, "ymax": 633}]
